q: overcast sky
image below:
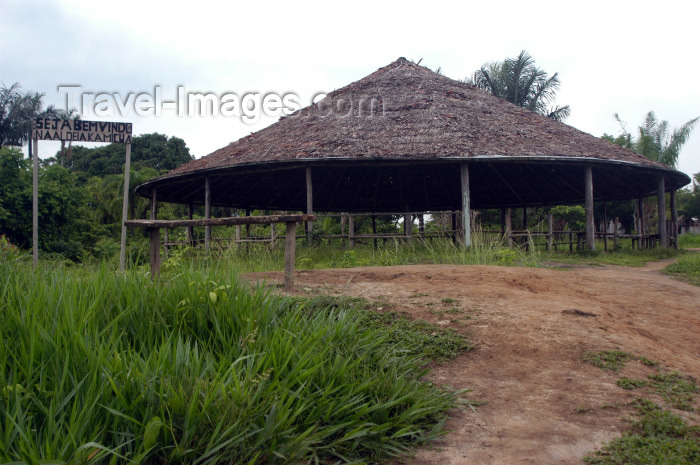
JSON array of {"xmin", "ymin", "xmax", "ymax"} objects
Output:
[{"xmin": 2, "ymin": 0, "xmax": 698, "ymax": 181}]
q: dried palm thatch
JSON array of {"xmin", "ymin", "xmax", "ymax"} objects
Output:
[{"xmin": 135, "ymin": 58, "xmax": 690, "ymax": 212}]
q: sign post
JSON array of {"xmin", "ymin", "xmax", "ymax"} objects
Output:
[{"xmin": 33, "ymin": 118, "xmax": 132, "ymax": 269}]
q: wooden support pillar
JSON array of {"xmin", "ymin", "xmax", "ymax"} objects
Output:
[
  {"xmin": 372, "ymin": 215, "xmax": 377, "ymax": 248},
  {"xmin": 658, "ymin": 176, "xmax": 667, "ymax": 248},
  {"xmin": 461, "ymin": 163, "xmax": 471, "ymax": 247},
  {"xmin": 341, "ymin": 213, "xmax": 347, "ymax": 247},
  {"xmin": 418, "ymin": 214, "xmax": 425, "ymax": 235},
  {"xmin": 584, "ymin": 166, "xmax": 595, "ymax": 251},
  {"xmin": 150, "ymin": 189, "xmax": 158, "ymax": 220},
  {"xmin": 505, "ymin": 208, "xmax": 513, "ymax": 247},
  {"xmin": 405, "ymin": 213, "xmax": 413, "ymax": 240},
  {"xmin": 186, "ymin": 203, "xmax": 194, "ymax": 246},
  {"xmin": 670, "ymin": 189, "xmax": 678, "ymax": 249},
  {"xmin": 204, "ymin": 177, "xmax": 211, "ymax": 252},
  {"xmin": 614, "ymin": 217, "xmax": 619, "ymax": 249},
  {"xmin": 349, "ymin": 215, "xmax": 355, "ymax": 248},
  {"xmin": 522, "ymin": 207, "xmax": 528, "ymax": 231},
  {"xmin": 603, "ymin": 201, "xmax": 608, "ymax": 251},
  {"xmin": 306, "ymin": 166, "xmax": 313, "ymax": 245},
  {"xmin": 638, "ymin": 196, "xmax": 645, "ymax": 250},
  {"xmin": 546, "ymin": 213, "xmax": 553, "ymax": 251},
  {"xmin": 284, "ymin": 221, "xmax": 297, "ymax": 287},
  {"xmin": 149, "ymin": 227, "xmax": 161, "ymax": 277},
  {"xmin": 235, "ymin": 225, "xmax": 241, "ymax": 247},
  {"xmin": 163, "ymin": 228, "xmax": 169, "ymax": 259}
]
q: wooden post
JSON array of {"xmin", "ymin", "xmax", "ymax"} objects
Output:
[
  {"xmin": 235, "ymin": 225, "xmax": 241, "ymax": 247},
  {"xmin": 306, "ymin": 166, "xmax": 313, "ymax": 245},
  {"xmin": 32, "ymin": 136, "xmax": 38, "ymax": 268},
  {"xmin": 603, "ymin": 201, "xmax": 608, "ymax": 251},
  {"xmin": 614, "ymin": 217, "xmax": 619, "ymax": 249},
  {"xmin": 119, "ymin": 142, "xmax": 131, "ymax": 271},
  {"xmin": 284, "ymin": 221, "xmax": 297, "ymax": 287},
  {"xmin": 163, "ymin": 228, "xmax": 169, "ymax": 259},
  {"xmin": 150, "ymin": 189, "xmax": 158, "ymax": 220},
  {"xmin": 186, "ymin": 203, "xmax": 194, "ymax": 246},
  {"xmin": 341, "ymin": 213, "xmax": 347, "ymax": 247},
  {"xmin": 149, "ymin": 227, "xmax": 161, "ymax": 277},
  {"xmin": 204, "ymin": 177, "xmax": 211, "ymax": 252},
  {"xmin": 670, "ymin": 189, "xmax": 678, "ymax": 249},
  {"xmin": 404, "ymin": 213, "xmax": 413, "ymax": 240},
  {"xmin": 638, "ymin": 196, "xmax": 645, "ymax": 250},
  {"xmin": 372, "ymin": 215, "xmax": 377, "ymax": 248},
  {"xmin": 270, "ymin": 222, "xmax": 276, "ymax": 249},
  {"xmin": 522, "ymin": 207, "xmax": 528, "ymax": 231},
  {"xmin": 546, "ymin": 213, "xmax": 553, "ymax": 251},
  {"xmin": 505, "ymin": 208, "xmax": 513, "ymax": 247},
  {"xmin": 658, "ymin": 176, "xmax": 667, "ymax": 248},
  {"xmin": 585, "ymin": 166, "xmax": 595, "ymax": 251},
  {"xmin": 461, "ymin": 163, "xmax": 471, "ymax": 247},
  {"xmin": 349, "ymin": 215, "xmax": 355, "ymax": 248},
  {"xmin": 418, "ymin": 214, "xmax": 425, "ymax": 235}
]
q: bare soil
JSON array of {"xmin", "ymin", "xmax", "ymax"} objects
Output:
[{"xmin": 245, "ymin": 257, "xmax": 700, "ymax": 464}]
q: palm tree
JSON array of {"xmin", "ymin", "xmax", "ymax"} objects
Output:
[
  {"xmin": 469, "ymin": 51, "xmax": 571, "ymax": 122},
  {"xmin": 635, "ymin": 111, "xmax": 698, "ymax": 168},
  {"xmin": 0, "ymin": 82, "xmax": 58, "ymax": 147}
]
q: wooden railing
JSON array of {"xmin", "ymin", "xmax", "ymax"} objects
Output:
[{"xmin": 125, "ymin": 214, "xmax": 316, "ymax": 286}]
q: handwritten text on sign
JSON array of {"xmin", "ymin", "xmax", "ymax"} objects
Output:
[{"xmin": 33, "ymin": 118, "xmax": 132, "ymax": 144}]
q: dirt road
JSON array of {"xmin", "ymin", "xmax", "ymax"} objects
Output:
[{"xmin": 245, "ymin": 258, "xmax": 700, "ymax": 464}]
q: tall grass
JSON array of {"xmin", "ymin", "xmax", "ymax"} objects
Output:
[
  {"xmin": 0, "ymin": 262, "xmax": 458, "ymax": 464},
  {"xmin": 166, "ymin": 233, "xmax": 541, "ymax": 274}
]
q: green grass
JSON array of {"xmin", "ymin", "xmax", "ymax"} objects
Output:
[
  {"xmin": 679, "ymin": 233, "xmax": 700, "ymax": 248},
  {"xmin": 584, "ymin": 400, "xmax": 700, "ymax": 464},
  {"xmin": 584, "ymin": 350, "xmax": 633, "ymax": 372},
  {"xmin": 663, "ymin": 252, "xmax": 700, "ymax": 286},
  {"xmin": 648, "ymin": 372, "xmax": 699, "ymax": 411},
  {"xmin": 616, "ymin": 378, "xmax": 648, "ymax": 390},
  {"xmin": 541, "ymin": 248, "xmax": 682, "ymax": 268},
  {"xmin": 0, "ymin": 262, "xmax": 465, "ymax": 464},
  {"xmin": 300, "ymin": 296, "xmax": 473, "ymax": 363}
]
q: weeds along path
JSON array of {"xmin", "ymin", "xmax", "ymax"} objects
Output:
[{"xmin": 245, "ymin": 260, "xmax": 700, "ymax": 465}]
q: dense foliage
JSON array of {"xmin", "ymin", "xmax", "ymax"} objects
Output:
[
  {"xmin": 0, "ymin": 133, "xmax": 194, "ymax": 261},
  {"xmin": 0, "ymin": 262, "xmax": 461, "ymax": 464}
]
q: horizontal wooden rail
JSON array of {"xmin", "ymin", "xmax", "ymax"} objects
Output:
[
  {"xmin": 126, "ymin": 214, "xmax": 316, "ymax": 287},
  {"xmin": 125, "ymin": 214, "xmax": 316, "ymax": 229}
]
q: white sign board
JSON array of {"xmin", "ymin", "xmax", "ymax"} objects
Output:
[{"xmin": 33, "ymin": 118, "xmax": 132, "ymax": 144}]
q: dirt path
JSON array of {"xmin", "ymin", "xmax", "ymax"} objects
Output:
[{"xmin": 245, "ymin": 258, "xmax": 700, "ymax": 464}]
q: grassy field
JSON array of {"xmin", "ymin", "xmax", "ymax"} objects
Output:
[{"xmin": 0, "ymin": 261, "xmax": 472, "ymax": 464}]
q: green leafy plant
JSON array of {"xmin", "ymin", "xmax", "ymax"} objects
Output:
[
  {"xmin": 584, "ymin": 350, "xmax": 633, "ymax": 372},
  {"xmin": 616, "ymin": 378, "xmax": 647, "ymax": 390}
]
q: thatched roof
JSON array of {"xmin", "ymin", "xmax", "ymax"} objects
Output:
[{"xmin": 136, "ymin": 58, "xmax": 690, "ymax": 212}]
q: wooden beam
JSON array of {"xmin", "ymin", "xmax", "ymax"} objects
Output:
[
  {"xmin": 638, "ymin": 196, "xmax": 644, "ymax": 250},
  {"xmin": 658, "ymin": 176, "xmax": 667, "ymax": 248},
  {"xmin": 306, "ymin": 166, "xmax": 313, "ymax": 245},
  {"xmin": 349, "ymin": 214, "xmax": 355, "ymax": 248},
  {"xmin": 119, "ymin": 142, "xmax": 131, "ymax": 271},
  {"xmin": 150, "ymin": 189, "xmax": 158, "ymax": 220},
  {"xmin": 461, "ymin": 163, "xmax": 471, "ymax": 247},
  {"xmin": 546, "ymin": 213, "xmax": 553, "ymax": 251},
  {"xmin": 186, "ymin": 203, "xmax": 194, "ymax": 246},
  {"xmin": 585, "ymin": 166, "xmax": 595, "ymax": 251},
  {"xmin": 505, "ymin": 208, "xmax": 513, "ymax": 247},
  {"xmin": 125, "ymin": 214, "xmax": 316, "ymax": 229},
  {"xmin": 205, "ymin": 176, "xmax": 211, "ymax": 252},
  {"xmin": 149, "ymin": 227, "xmax": 161, "ymax": 277},
  {"xmin": 670, "ymin": 189, "xmax": 678, "ymax": 249},
  {"xmin": 284, "ymin": 221, "xmax": 297, "ymax": 287}
]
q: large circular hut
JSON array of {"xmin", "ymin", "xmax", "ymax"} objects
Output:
[{"xmin": 136, "ymin": 58, "xmax": 691, "ymax": 249}]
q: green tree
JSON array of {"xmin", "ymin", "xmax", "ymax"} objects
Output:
[
  {"xmin": 468, "ymin": 51, "xmax": 571, "ymax": 122},
  {"xmin": 604, "ymin": 111, "xmax": 699, "ymax": 168},
  {"xmin": 0, "ymin": 82, "xmax": 58, "ymax": 147},
  {"xmin": 66, "ymin": 133, "xmax": 194, "ymax": 179}
]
